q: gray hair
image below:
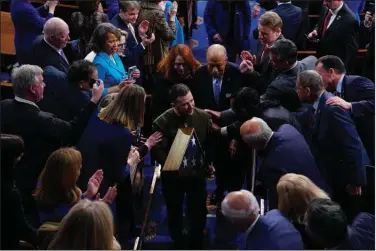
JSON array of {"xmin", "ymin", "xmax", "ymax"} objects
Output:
[
  {"xmin": 12, "ymin": 65, "xmax": 43, "ymax": 97},
  {"xmin": 298, "ymin": 70, "xmax": 324, "ymax": 93},
  {"xmin": 221, "ymin": 190, "xmax": 260, "ymax": 222},
  {"xmin": 43, "ymin": 17, "xmax": 69, "ymax": 38},
  {"xmin": 207, "ymin": 44, "xmax": 227, "ymax": 58},
  {"xmin": 242, "ymin": 117, "xmax": 273, "ymax": 150},
  {"xmin": 119, "ymin": 0, "xmax": 140, "ymax": 12}
]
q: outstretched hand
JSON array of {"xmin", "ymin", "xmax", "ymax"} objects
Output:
[{"xmin": 86, "ymin": 169, "xmax": 104, "ymax": 199}]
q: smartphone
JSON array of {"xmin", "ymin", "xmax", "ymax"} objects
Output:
[
  {"xmin": 89, "ymin": 78, "xmax": 99, "ymax": 88},
  {"xmin": 127, "ymin": 66, "xmax": 137, "ymax": 81}
]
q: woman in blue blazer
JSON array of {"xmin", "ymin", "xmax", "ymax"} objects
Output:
[
  {"xmin": 90, "ymin": 23, "xmax": 138, "ymax": 88},
  {"xmin": 10, "ymin": 0, "xmax": 57, "ymax": 64}
]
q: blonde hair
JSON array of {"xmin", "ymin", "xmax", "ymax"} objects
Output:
[
  {"xmin": 99, "ymin": 85, "xmax": 146, "ymax": 131},
  {"xmin": 48, "ymin": 199, "xmax": 119, "ymax": 250},
  {"xmin": 34, "ymin": 148, "xmax": 82, "ymax": 212},
  {"xmin": 277, "ymin": 173, "xmax": 330, "ymax": 223}
]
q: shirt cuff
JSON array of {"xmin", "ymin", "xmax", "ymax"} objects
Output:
[{"xmin": 221, "ymin": 127, "xmax": 228, "ymax": 136}]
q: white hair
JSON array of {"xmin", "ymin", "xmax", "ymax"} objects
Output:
[
  {"xmin": 43, "ymin": 17, "xmax": 69, "ymax": 38},
  {"xmin": 221, "ymin": 190, "xmax": 260, "ymax": 222},
  {"xmin": 242, "ymin": 117, "xmax": 273, "ymax": 150},
  {"xmin": 11, "ymin": 65, "xmax": 43, "ymax": 97},
  {"xmin": 207, "ymin": 44, "xmax": 227, "ymax": 58}
]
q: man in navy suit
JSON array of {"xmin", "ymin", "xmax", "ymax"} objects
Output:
[
  {"xmin": 239, "ymin": 117, "xmax": 328, "ymax": 209},
  {"xmin": 192, "ymin": 44, "xmax": 244, "ymax": 205},
  {"xmin": 204, "ymin": 0, "xmax": 251, "ymax": 62},
  {"xmin": 272, "ymin": 0, "xmax": 303, "ymax": 45},
  {"xmin": 110, "ymin": 1, "xmax": 155, "ymax": 70},
  {"xmin": 304, "ymin": 198, "xmax": 375, "ymax": 250},
  {"xmin": 315, "ymin": 55, "xmax": 375, "ymax": 165},
  {"xmin": 221, "ymin": 190, "xmax": 304, "ymax": 250},
  {"xmin": 295, "ymin": 70, "xmax": 369, "ymax": 221},
  {"xmin": 30, "ymin": 17, "xmax": 70, "ymax": 74}
]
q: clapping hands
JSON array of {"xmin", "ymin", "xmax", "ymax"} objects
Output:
[{"xmin": 85, "ymin": 169, "xmax": 118, "ymax": 204}]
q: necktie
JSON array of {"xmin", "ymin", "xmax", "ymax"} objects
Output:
[
  {"xmin": 213, "ymin": 78, "xmax": 221, "ymax": 104},
  {"xmin": 322, "ymin": 11, "xmax": 333, "ymax": 37},
  {"xmin": 128, "ymin": 23, "xmax": 138, "ymax": 44},
  {"xmin": 261, "ymin": 45, "xmax": 268, "ymax": 60},
  {"xmin": 60, "ymin": 50, "xmax": 68, "ymax": 63}
]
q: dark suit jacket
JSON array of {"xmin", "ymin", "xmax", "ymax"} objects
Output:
[
  {"xmin": 0, "ymin": 99, "xmax": 97, "ymax": 193},
  {"xmin": 10, "ymin": 0, "xmax": 53, "ymax": 65},
  {"xmin": 258, "ymin": 124, "xmax": 329, "ymax": 208},
  {"xmin": 262, "ymin": 56, "xmax": 317, "ymax": 112},
  {"xmin": 204, "ymin": 0, "xmax": 251, "ymax": 50},
  {"xmin": 337, "ymin": 212, "xmax": 375, "ymax": 250},
  {"xmin": 272, "ymin": 3, "xmax": 303, "ymax": 43},
  {"xmin": 246, "ymin": 209, "xmax": 304, "ymax": 250},
  {"xmin": 111, "ymin": 14, "xmax": 144, "ymax": 69},
  {"xmin": 340, "ymin": 75, "xmax": 375, "ymax": 164},
  {"xmin": 315, "ymin": 3, "xmax": 359, "ymax": 70},
  {"xmin": 31, "ymin": 35, "xmax": 70, "ymax": 74},
  {"xmin": 38, "ymin": 66, "xmax": 91, "ymax": 121},
  {"xmin": 192, "ymin": 63, "xmax": 243, "ymax": 113},
  {"xmin": 296, "ymin": 91, "xmax": 369, "ymax": 195}
]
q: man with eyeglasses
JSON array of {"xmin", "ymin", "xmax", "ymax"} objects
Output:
[
  {"xmin": 307, "ymin": 0, "xmax": 358, "ymax": 72},
  {"xmin": 294, "ymin": 70, "xmax": 369, "ymax": 223}
]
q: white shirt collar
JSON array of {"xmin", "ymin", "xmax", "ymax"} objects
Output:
[
  {"xmin": 44, "ymin": 37, "xmax": 62, "ymax": 54},
  {"xmin": 277, "ymin": 1, "xmax": 292, "ymax": 5},
  {"xmin": 15, "ymin": 96, "xmax": 39, "ymax": 109},
  {"xmin": 330, "ymin": 2, "xmax": 343, "ymax": 15},
  {"xmin": 245, "ymin": 215, "xmax": 261, "ymax": 240},
  {"xmin": 336, "ymin": 74, "xmax": 345, "ymax": 94},
  {"xmin": 313, "ymin": 91, "xmax": 325, "ymax": 111}
]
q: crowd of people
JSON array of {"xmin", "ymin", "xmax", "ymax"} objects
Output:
[{"xmin": 1, "ymin": 0, "xmax": 375, "ymax": 249}]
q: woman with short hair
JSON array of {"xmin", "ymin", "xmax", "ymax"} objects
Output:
[
  {"xmin": 48, "ymin": 199, "xmax": 120, "ymax": 250},
  {"xmin": 89, "ymin": 23, "xmax": 138, "ymax": 88}
]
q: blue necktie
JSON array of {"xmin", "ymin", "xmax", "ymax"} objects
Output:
[{"xmin": 214, "ymin": 78, "xmax": 221, "ymax": 104}]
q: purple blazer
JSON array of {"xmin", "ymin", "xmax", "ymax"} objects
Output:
[{"xmin": 10, "ymin": 0, "xmax": 53, "ymax": 64}]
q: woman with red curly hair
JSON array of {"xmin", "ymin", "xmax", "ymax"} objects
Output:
[{"xmin": 153, "ymin": 44, "xmax": 200, "ymax": 118}]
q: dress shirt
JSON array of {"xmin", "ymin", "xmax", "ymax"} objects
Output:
[
  {"xmin": 313, "ymin": 91, "xmax": 325, "ymax": 112},
  {"xmin": 212, "ymin": 77, "xmax": 223, "ymax": 94},
  {"xmin": 277, "ymin": 1, "xmax": 292, "ymax": 5},
  {"xmin": 15, "ymin": 96, "xmax": 39, "ymax": 109},
  {"xmin": 335, "ymin": 74, "xmax": 345, "ymax": 95},
  {"xmin": 128, "ymin": 23, "xmax": 138, "ymax": 44},
  {"xmin": 327, "ymin": 2, "xmax": 344, "ymax": 29},
  {"xmin": 244, "ymin": 215, "xmax": 261, "ymax": 245}
]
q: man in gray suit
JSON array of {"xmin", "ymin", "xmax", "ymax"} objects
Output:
[{"xmin": 261, "ymin": 39, "xmax": 317, "ymax": 112}]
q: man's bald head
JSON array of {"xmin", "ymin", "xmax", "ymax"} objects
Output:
[
  {"xmin": 44, "ymin": 17, "xmax": 70, "ymax": 49},
  {"xmin": 240, "ymin": 117, "xmax": 273, "ymax": 150},
  {"xmin": 221, "ymin": 190, "xmax": 260, "ymax": 228},
  {"xmin": 206, "ymin": 44, "xmax": 227, "ymax": 78}
]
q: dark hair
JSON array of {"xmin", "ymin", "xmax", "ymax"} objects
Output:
[
  {"xmin": 316, "ymin": 55, "xmax": 346, "ymax": 74},
  {"xmin": 305, "ymin": 198, "xmax": 348, "ymax": 248},
  {"xmin": 269, "ymin": 39, "xmax": 297, "ymax": 65},
  {"xmin": 169, "ymin": 84, "xmax": 191, "ymax": 103},
  {"xmin": 1, "ymin": 134, "xmax": 24, "ymax": 181},
  {"xmin": 119, "ymin": 0, "xmax": 140, "ymax": 12},
  {"xmin": 76, "ymin": 0, "xmax": 98, "ymax": 15},
  {"xmin": 68, "ymin": 60, "xmax": 97, "ymax": 86},
  {"xmin": 233, "ymin": 87, "xmax": 260, "ymax": 119},
  {"xmin": 89, "ymin": 23, "xmax": 121, "ymax": 53}
]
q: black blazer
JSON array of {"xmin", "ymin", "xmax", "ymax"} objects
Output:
[
  {"xmin": 192, "ymin": 62, "xmax": 243, "ymax": 113},
  {"xmin": 0, "ymin": 99, "xmax": 97, "ymax": 192},
  {"xmin": 315, "ymin": 3, "xmax": 359, "ymax": 70},
  {"xmin": 30, "ymin": 35, "xmax": 70, "ymax": 74}
]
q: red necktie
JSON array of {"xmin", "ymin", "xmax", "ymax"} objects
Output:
[
  {"xmin": 322, "ymin": 11, "xmax": 333, "ymax": 37},
  {"xmin": 261, "ymin": 45, "xmax": 268, "ymax": 59}
]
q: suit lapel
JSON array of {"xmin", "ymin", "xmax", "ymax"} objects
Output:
[
  {"xmin": 97, "ymin": 52, "xmax": 125, "ymax": 76},
  {"xmin": 323, "ymin": 5, "xmax": 345, "ymax": 39},
  {"xmin": 313, "ymin": 92, "xmax": 329, "ymax": 135}
]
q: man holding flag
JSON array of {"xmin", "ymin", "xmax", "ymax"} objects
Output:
[{"xmin": 151, "ymin": 84, "xmax": 215, "ymax": 249}]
